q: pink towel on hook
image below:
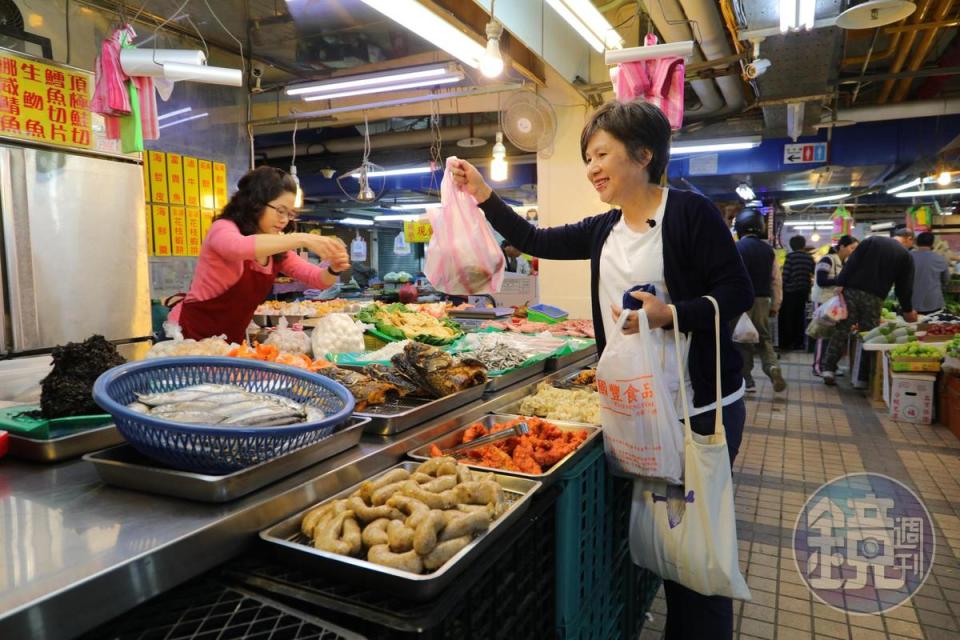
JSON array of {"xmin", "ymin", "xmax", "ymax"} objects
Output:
[
  {"xmin": 133, "ymin": 75, "xmax": 159, "ymax": 140},
  {"xmin": 611, "ymin": 34, "xmax": 685, "ymax": 130}
]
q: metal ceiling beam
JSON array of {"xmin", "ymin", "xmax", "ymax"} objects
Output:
[{"xmin": 836, "ymin": 66, "xmax": 960, "ymax": 84}]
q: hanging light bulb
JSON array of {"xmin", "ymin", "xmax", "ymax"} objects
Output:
[
  {"xmin": 490, "ymin": 132, "xmax": 508, "ymax": 182},
  {"xmin": 937, "ymin": 170, "xmax": 952, "ymax": 186},
  {"xmin": 481, "ymin": 20, "xmax": 504, "ymax": 78},
  {"xmin": 357, "ymin": 166, "xmax": 376, "ymax": 202},
  {"xmin": 290, "ymin": 164, "xmax": 304, "ymax": 209}
]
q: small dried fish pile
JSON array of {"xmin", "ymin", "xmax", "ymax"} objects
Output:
[
  {"xmin": 471, "ymin": 343, "xmax": 528, "ymax": 371},
  {"xmin": 128, "ymin": 384, "xmax": 324, "ymax": 427}
]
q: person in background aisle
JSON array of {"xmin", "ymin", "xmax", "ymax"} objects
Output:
[
  {"xmin": 811, "ymin": 235, "xmax": 859, "ymax": 376},
  {"xmin": 911, "ymin": 232, "xmax": 950, "ymax": 315},
  {"xmin": 779, "ymin": 235, "xmax": 815, "ymax": 351},
  {"xmin": 821, "ymin": 228, "xmax": 916, "ymax": 387},
  {"xmin": 734, "ymin": 208, "xmax": 786, "ymax": 393},
  {"xmin": 501, "ymin": 240, "xmax": 532, "ymax": 274},
  {"xmin": 450, "ymin": 100, "xmax": 753, "ymax": 640}
]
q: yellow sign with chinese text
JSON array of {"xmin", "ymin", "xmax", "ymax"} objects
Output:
[
  {"xmin": 213, "ymin": 162, "xmax": 228, "ymax": 209},
  {"xmin": 198, "ymin": 159, "xmax": 214, "ymax": 209},
  {"xmin": 0, "ymin": 50, "xmax": 94, "ymax": 150},
  {"xmin": 183, "ymin": 156, "xmax": 200, "ymax": 207},
  {"xmin": 200, "ymin": 209, "xmax": 215, "ymax": 242},
  {"xmin": 404, "ymin": 220, "xmax": 433, "ymax": 243},
  {"xmin": 185, "ymin": 207, "xmax": 201, "ymax": 256},
  {"xmin": 148, "ymin": 150, "xmax": 168, "ymax": 203},
  {"xmin": 152, "ymin": 205, "xmax": 172, "ymax": 256},
  {"xmin": 166, "ymin": 153, "xmax": 185, "ymax": 206},
  {"xmin": 170, "ymin": 206, "xmax": 187, "ymax": 256}
]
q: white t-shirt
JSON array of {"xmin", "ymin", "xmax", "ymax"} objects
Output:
[{"xmin": 597, "ymin": 189, "xmax": 744, "ymax": 417}]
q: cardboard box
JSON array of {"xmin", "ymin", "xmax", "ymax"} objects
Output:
[{"xmin": 889, "ymin": 373, "xmax": 936, "ymax": 424}]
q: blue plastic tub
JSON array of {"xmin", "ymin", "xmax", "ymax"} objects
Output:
[{"xmin": 93, "ymin": 357, "xmax": 355, "ymax": 474}]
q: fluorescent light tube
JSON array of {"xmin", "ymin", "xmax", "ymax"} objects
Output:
[
  {"xmin": 375, "ymin": 214, "xmax": 423, "ymax": 222},
  {"xmin": 350, "ymin": 166, "xmax": 434, "ymax": 179},
  {"xmin": 287, "ymin": 65, "xmax": 453, "ymax": 96},
  {"xmin": 545, "ymin": 0, "xmax": 624, "ymax": 53},
  {"xmin": 339, "ymin": 217, "xmax": 374, "ymax": 226},
  {"xmin": 301, "ymin": 74, "xmax": 464, "ymax": 102},
  {"xmin": 886, "ymin": 178, "xmax": 922, "ymax": 194},
  {"xmin": 158, "ymin": 107, "xmax": 192, "ymax": 121},
  {"xmin": 671, "ymin": 137, "xmax": 762, "ymax": 155},
  {"xmin": 793, "ymin": 225, "xmax": 816, "ymax": 230},
  {"xmin": 391, "ymin": 202, "xmax": 441, "ymax": 210},
  {"xmin": 158, "ymin": 112, "xmax": 208, "ymax": 129},
  {"xmin": 736, "ymin": 184, "xmax": 756, "ymax": 201},
  {"xmin": 360, "ymin": 0, "xmax": 485, "ymax": 68},
  {"xmin": 782, "ymin": 193, "xmax": 851, "ymax": 207},
  {"xmin": 895, "ymin": 187, "xmax": 960, "ymax": 198},
  {"xmin": 800, "ymin": 0, "xmax": 816, "ymax": 30},
  {"xmin": 780, "ymin": 0, "xmax": 796, "ymax": 32}
]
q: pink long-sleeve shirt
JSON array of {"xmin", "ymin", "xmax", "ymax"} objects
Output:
[{"xmin": 169, "ymin": 219, "xmax": 330, "ymax": 323}]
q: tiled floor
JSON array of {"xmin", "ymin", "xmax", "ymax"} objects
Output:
[{"xmin": 639, "ymin": 352, "xmax": 960, "ymax": 640}]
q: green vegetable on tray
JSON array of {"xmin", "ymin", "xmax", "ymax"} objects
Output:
[
  {"xmin": 890, "ymin": 343, "xmax": 943, "ymax": 358},
  {"xmin": 862, "ymin": 322, "xmax": 917, "ymax": 345},
  {"xmin": 356, "ymin": 303, "xmax": 463, "ymax": 346}
]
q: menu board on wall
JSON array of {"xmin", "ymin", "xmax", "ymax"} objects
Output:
[
  {"xmin": 152, "ymin": 205, "xmax": 172, "ymax": 257},
  {"xmin": 166, "ymin": 153, "xmax": 185, "ymax": 206},
  {"xmin": 0, "ymin": 50, "xmax": 94, "ymax": 151},
  {"xmin": 170, "ymin": 207, "xmax": 187, "ymax": 256},
  {"xmin": 198, "ymin": 159, "xmax": 214, "ymax": 209},
  {"xmin": 213, "ymin": 162, "xmax": 228, "ymax": 209},
  {"xmin": 148, "ymin": 150, "xmax": 168, "ymax": 203},
  {"xmin": 183, "ymin": 156, "xmax": 200, "ymax": 207},
  {"xmin": 186, "ymin": 207, "xmax": 202, "ymax": 256}
]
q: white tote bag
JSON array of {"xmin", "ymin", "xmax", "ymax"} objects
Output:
[
  {"xmin": 732, "ymin": 312, "xmax": 759, "ymax": 344},
  {"xmin": 596, "ymin": 308, "xmax": 684, "ymax": 485},
  {"xmin": 629, "ymin": 296, "xmax": 751, "ymax": 600}
]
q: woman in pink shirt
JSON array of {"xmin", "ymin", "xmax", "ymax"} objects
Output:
[{"xmin": 169, "ymin": 167, "xmax": 350, "ymax": 343}]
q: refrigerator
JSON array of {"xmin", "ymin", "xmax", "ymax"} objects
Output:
[{"xmin": 0, "ymin": 143, "xmax": 151, "ymax": 358}]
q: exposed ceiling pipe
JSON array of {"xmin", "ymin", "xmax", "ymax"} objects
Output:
[
  {"xmin": 258, "ymin": 122, "xmax": 503, "ymax": 158},
  {"xmin": 837, "ymin": 97, "xmax": 960, "ymax": 122},
  {"xmin": 891, "ymin": 0, "xmax": 956, "ymax": 102},
  {"xmin": 878, "ymin": 0, "xmax": 935, "ymax": 103},
  {"xmin": 641, "ymin": 0, "xmax": 725, "ymax": 117},
  {"xmin": 677, "ymin": 0, "xmax": 744, "ymax": 111}
]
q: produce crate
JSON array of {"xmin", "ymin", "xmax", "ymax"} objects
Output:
[
  {"xmin": 554, "ymin": 441, "xmax": 650, "ymax": 638},
  {"xmin": 890, "ymin": 356, "xmax": 942, "ymax": 373}
]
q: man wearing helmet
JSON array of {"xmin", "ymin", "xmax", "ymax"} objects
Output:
[{"xmin": 734, "ymin": 208, "xmax": 787, "ymax": 393}]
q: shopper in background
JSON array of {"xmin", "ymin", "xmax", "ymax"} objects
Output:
[
  {"xmin": 450, "ymin": 100, "xmax": 753, "ymax": 640},
  {"xmin": 820, "ymin": 228, "xmax": 916, "ymax": 386},
  {"xmin": 779, "ymin": 235, "xmax": 815, "ymax": 351},
  {"xmin": 168, "ymin": 167, "xmax": 350, "ymax": 343},
  {"xmin": 911, "ymin": 231, "xmax": 950, "ymax": 315},
  {"xmin": 811, "ymin": 235, "xmax": 859, "ymax": 376},
  {"xmin": 501, "ymin": 240, "xmax": 532, "ymax": 274},
  {"xmin": 734, "ymin": 208, "xmax": 786, "ymax": 393}
]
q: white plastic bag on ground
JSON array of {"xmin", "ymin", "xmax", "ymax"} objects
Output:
[
  {"xmin": 732, "ymin": 312, "xmax": 759, "ymax": 344},
  {"xmin": 596, "ymin": 308, "xmax": 684, "ymax": 484},
  {"xmin": 629, "ymin": 297, "xmax": 751, "ymax": 600},
  {"xmin": 423, "ymin": 156, "xmax": 506, "ymax": 295}
]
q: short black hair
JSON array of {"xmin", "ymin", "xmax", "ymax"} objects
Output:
[
  {"xmin": 836, "ymin": 235, "xmax": 858, "ymax": 248},
  {"xmin": 789, "ymin": 235, "xmax": 807, "ymax": 251},
  {"xmin": 917, "ymin": 231, "xmax": 935, "ymax": 247},
  {"xmin": 580, "ymin": 100, "xmax": 671, "ymax": 182}
]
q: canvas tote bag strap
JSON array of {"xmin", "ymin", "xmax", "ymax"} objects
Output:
[
  {"xmin": 668, "ymin": 304, "xmax": 693, "ymax": 440},
  {"xmin": 702, "ymin": 295, "xmax": 726, "ymax": 439}
]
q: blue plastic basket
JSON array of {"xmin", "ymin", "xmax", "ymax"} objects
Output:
[{"xmin": 93, "ymin": 357, "xmax": 356, "ymax": 474}]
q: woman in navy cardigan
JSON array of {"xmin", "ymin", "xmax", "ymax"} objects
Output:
[{"xmin": 452, "ymin": 100, "xmax": 754, "ymax": 639}]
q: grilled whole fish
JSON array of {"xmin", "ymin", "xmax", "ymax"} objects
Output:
[
  {"xmin": 391, "ymin": 343, "xmax": 488, "ymax": 398},
  {"xmin": 316, "ymin": 367, "xmax": 400, "ymax": 411},
  {"xmin": 363, "ymin": 363, "xmax": 425, "ymax": 397}
]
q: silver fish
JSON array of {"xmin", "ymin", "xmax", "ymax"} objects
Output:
[
  {"xmin": 156, "ymin": 411, "xmax": 227, "ymax": 425},
  {"xmin": 136, "ymin": 390, "xmax": 215, "ymax": 406},
  {"xmin": 221, "ymin": 406, "xmax": 302, "ymax": 426},
  {"xmin": 150, "ymin": 401, "xmax": 222, "ymax": 415}
]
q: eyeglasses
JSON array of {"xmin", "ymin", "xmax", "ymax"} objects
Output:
[{"xmin": 265, "ymin": 203, "xmax": 298, "ymax": 221}]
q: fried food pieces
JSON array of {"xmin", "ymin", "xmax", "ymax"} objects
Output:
[
  {"xmin": 301, "ymin": 457, "xmax": 505, "ymax": 574},
  {"xmin": 431, "ymin": 417, "xmax": 589, "ymax": 474}
]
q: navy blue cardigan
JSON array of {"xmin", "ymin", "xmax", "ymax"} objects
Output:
[{"xmin": 479, "ymin": 189, "xmax": 754, "ymax": 409}]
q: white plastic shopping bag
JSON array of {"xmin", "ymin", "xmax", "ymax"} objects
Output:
[
  {"xmin": 423, "ymin": 156, "xmax": 506, "ymax": 295},
  {"xmin": 732, "ymin": 312, "xmax": 759, "ymax": 344},
  {"xmin": 596, "ymin": 308, "xmax": 684, "ymax": 484},
  {"xmin": 814, "ymin": 292, "xmax": 848, "ymax": 326},
  {"xmin": 629, "ymin": 297, "xmax": 751, "ymax": 600}
]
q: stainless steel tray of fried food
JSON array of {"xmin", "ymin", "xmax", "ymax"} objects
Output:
[
  {"xmin": 544, "ymin": 344, "xmax": 598, "ymax": 371},
  {"xmin": 407, "ymin": 414, "xmax": 601, "ymax": 484},
  {"xmin": 259, "ymin": 460, "xmax": 542, "ymax": 601},
  {"xmin": 9, "ymin": 424, "xmax": 124, "ymax": 462},
  {"xmin": 354, "ymin": 384, "xmax": 487, "ymax": 436},
  {"xmin": 484, "ymin": 360, "xmax": 547, "ymax": 393},
  {"xmin": 83, "ymin": 417, "xmax": 370, "ymax": 502}
]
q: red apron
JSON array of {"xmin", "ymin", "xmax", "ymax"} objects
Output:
[{"xmin": 179, "ymin": 260, "xmax": 275, "ymax": 344}]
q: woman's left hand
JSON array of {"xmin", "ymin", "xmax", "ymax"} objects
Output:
[{"xmin": 611, "ymin": 292, "xmax": 672, "ymax": 334}]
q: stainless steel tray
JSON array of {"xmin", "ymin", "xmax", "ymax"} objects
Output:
[
  {"xmin": 259, "ymin": 461, "xmax": 542, "ymax": 602},
  {"xmin": 83, "ymin": 417, "xmax": 370, "ymax": 502},
  {"xmin": 545, "ymin": 344, "xmax": 598, "ymax": 371},
  {"xmin": 8, "ymin": 424, "xmax": 123, "ymax": 462},
  {"xmin": 407, "ymin": 414, "xmax": 601, "ymax": 485},
  {"xmin": 484, "ymin": 360, "xmax": 547, "ymax": 393},
  {"xmin": 355, "ymin": 384, "xmax": 487, "ymax": 436}
]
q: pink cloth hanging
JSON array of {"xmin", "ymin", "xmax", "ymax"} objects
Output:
[
  {"xmin": 92, "ymin": 25, "xmax": 135, "ymax": 140},
  {"xmin": 133, "ymin": 75, "xmax": 159, "ymax": 140},
  {"xmin": 611, "ymin": 34, "xmax": 685, "ymax": 130}
]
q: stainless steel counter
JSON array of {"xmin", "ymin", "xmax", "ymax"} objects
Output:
[{"xmin": 0, "ymin": 357, "xmax": 594, "ymax": 640}]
